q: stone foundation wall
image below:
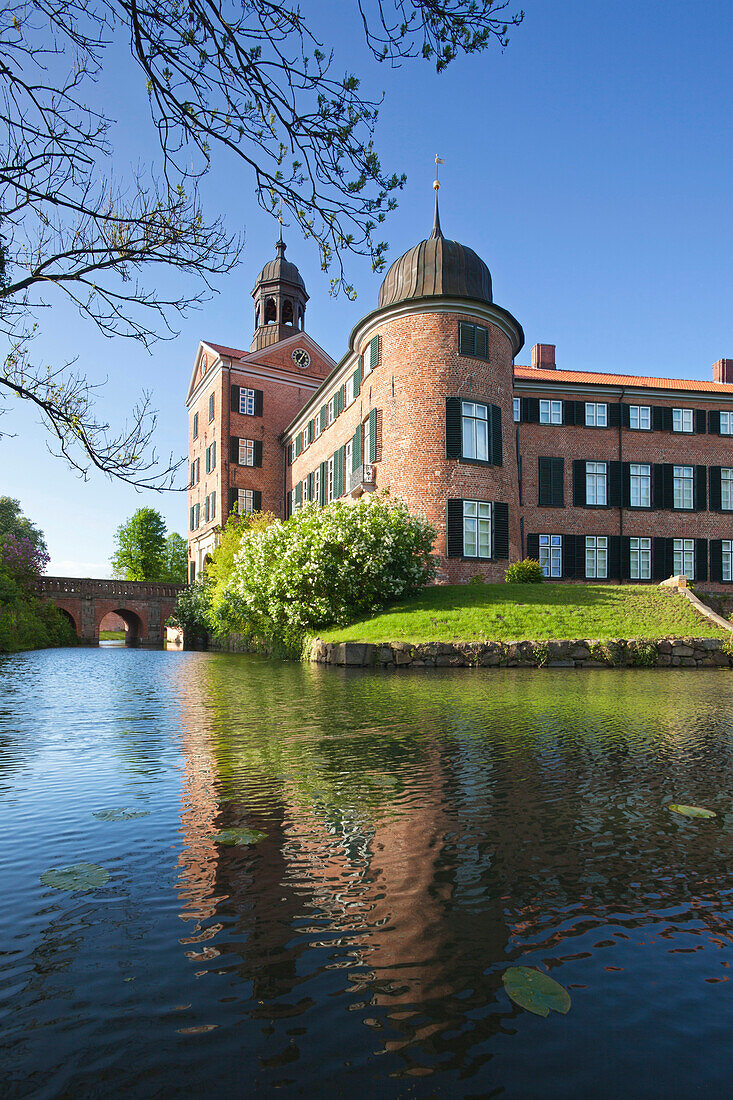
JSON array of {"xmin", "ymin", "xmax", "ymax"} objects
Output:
[{"xmin": 309, "ymin": 636, "xmax": 733, "ymax": 670}]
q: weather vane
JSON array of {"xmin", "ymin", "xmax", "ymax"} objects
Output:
[{"xmin": 434, "ymin": 154, "xmax": 445, "ymax": 190}]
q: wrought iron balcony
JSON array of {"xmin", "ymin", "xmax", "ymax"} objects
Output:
[{"xmin": 346, "ymin": 463, "xmax": 376, "ymax": 495}]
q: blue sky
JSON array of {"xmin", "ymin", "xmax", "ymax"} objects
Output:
[{"xmin": 4, "ymin": 0, "xmax": 732, "ymax": 576}]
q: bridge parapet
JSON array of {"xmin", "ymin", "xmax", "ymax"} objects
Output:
[{"xmin": 35, "ymin": 577, "xmax": 185, "ymax": 599}]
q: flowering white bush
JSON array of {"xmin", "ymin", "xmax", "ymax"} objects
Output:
[{"xmin": 215, "ymin": 493, "xmax": 436, "ymax": 641}]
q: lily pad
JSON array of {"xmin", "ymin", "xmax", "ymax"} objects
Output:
[
  {"xmin": 669, "ymin": 804, "xmax": 717, "ymax": 819},
  {"xmin": 94, "ymin": 808, "xmax": 150, "ymax": 821},
  {"xmin": 41, "ymin": 862, "xmax": 110, "ymax": 892},
  {"xmin": 213, "ymin": 827, "xmax": 266, "ymax": 846},
  {"xmin": 502, "ymin": 966, "xmax": 571, "ymax": 1017}
]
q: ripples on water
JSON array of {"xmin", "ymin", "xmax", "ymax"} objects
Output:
[{"xmin": 2, "ymin": 649, "xmax": 733, "ymax": 1097}]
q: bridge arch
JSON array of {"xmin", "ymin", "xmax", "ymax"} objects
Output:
[
  {"xmin": 96, "ymin": 605, "xmax": 146, "ymax": 647},
  {"xmin": 33, "ymin": 577, "xmax": 184, "ymax": 647},
  {"xmin": 56, "ymin": 605, "xmax": 78, "ymax": 635}
]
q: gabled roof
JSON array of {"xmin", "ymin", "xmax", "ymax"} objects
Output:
[
  {"xmin": 514, "ymin": 366, "xmax": 733, "ymax": 395},
  {"xmin": 186, "ymin": 333, "xmax": 335, "ymax": 406}
]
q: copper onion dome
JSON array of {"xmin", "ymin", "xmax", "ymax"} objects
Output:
[{"xmin": 377, "ymin": 195, "xmax": 492, "ymax": 309}]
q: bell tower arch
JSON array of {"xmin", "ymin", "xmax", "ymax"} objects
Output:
[{"xmin": 250, "ymin": 231, "xmax": 309, "ymax": 352}]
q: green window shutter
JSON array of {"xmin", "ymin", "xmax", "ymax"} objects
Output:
[
  {"xmin": 339, "ymin": 384, "xmax": 345, "ymax": 413},
  {"xmin": 551, "ymin": 458, "xmax": 564, "ymax": 506},
  {"xmin": 458, "ymin": 323, "xmax": 475, "ymax": 356},
  {"xmin": 493, "ymin": 502, "xmax": 509, "ymax": 559},
  {"xmin": 230, "ymin": 385, "xmax": 239, "ymax": 412},
  {"xmin": 320, "ymin": 405, "xmax": 327, "ymax": 431},
  {"xmin": 709, "ymin": 467, "xmax": 722, "ymax": 511},
  {"xmin": 352, "ymin": 426, "xmax": 362, "ymax": 469},
  {"xmin": 254, "ymin": 441, "xmax": 263, "ymax": 468},
  {"xmin": 295, "ymin": 483, "xmax": 301, "ymax": 505},
  {"xmin": 475, "ymin": 326, "xmax": 488, "ymax": 360},
  {"xmin": 538, "ymin": 457, "xmax": 552, "ymax": 505},
  {"xmin": 446, "ymin": 500, "xmax": 464, "ymax": 557},
  {"xmin": 652, "ymin": 537, "xmax": 672, "ymax": 580},
  {"xmin": 526, "ymin": 533, "xmax": 540, "ymax": 561},
  {"xmin": 562, "ymin": 534, "xmax": 578, "ymax": 579},
  {"xmin": 308, "ymin": 419, "xmax": 314, "ymax": 444},
  {"xmin": 608, "ymin": 403, "xmax": 622, "ymax": 428},
  {"xmin": 319, "ymin": 461, "xmax": 328, "ymax": 505},
  {"xmin": 710, "ymin": 540, "xmax": 723, "ymax": 582},
  {"xmin": 608, "ymin": 536, "xmax": 622, "ymax": 579},
  {"xmin": 230, "ymin": 437, "xmax": 239, "ymax": 464},
  {"xmin": 709, "ymin": 410, "xmax": 721, "ymax": 434},
  {"xmin": 307, "ymin": 472, "xmax": 314, "ymax": 501},
  {"xmin": 229, "ymin": 488, "xmax": 237, "ymax": 515},
  {"xmin": 694, "ymin": 465, "xmax": 707, "ymax": 511},
  {"xmin": 620, "ymin": 536, "xmax": 631, "ymax": 580},
  {"xmin": 695, "ymin": 409, "xmax": 707, "ymax": 434},
  {"xmin": 490, "ymin": 404, "xmax": 502, "ymax": 465},
  {"xmin": 253, "ymin": 491, "xmax": 262, "ymax": 511},
  {"xmin": 446, "ymin": 397, "xmax": 462, "ymax": 459},
  {"xmin": 608, "ymin": 461, "xmax": 623, "ymax": 507},
  {"xmin": 295, "ymin": 435, "xmax": 302, "ymax": 457},
  {"xmin": 369, "ymin": 335, "xmax": 380, "ymax": 370},
  {"xmin": 353, "ymin": 363, "xmax": 361, "ymax": 396},
  {"xmin": 368, "ymin": 408, "xmax": 377, "ymax": 463},
  {"xmin": 572, "ymin": 460, "xmax": 586, "ymax": 506},
  {"xmin": 695, "ymin": 539, "xmax": 708, "ymax": 581}
]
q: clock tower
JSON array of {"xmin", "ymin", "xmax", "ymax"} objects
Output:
[{"xmin": 250, "ymin": 230, "xmax": 309, "ymax": 353}]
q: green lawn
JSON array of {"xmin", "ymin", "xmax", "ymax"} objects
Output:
[
  {"xmin": 319, "ymin": 584, "xmax": 722, "ymax": 644},
  {"xmin": 99, "ymin": 630, "xmax": 125, "ymax": 641}
]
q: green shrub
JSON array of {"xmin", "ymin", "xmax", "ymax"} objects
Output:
[
  {"xmin": 0, "ymin": 565, "xmax": 77, "ymax": 653},
  {"xmin": 505, "ymin": 559, "xmax": 544, "ymax": 584},
  {"xmin": 217, "ymin": 493, "xmax": 436, "ymax": 648}
]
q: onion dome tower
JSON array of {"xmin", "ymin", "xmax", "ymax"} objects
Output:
[
  {"xmin": 377, "ymin": 191, "xmax": 493, "ymax": 309},
  {"xmin": 250, "ymin": 227, "xmax": 309, "ymax": 352}
]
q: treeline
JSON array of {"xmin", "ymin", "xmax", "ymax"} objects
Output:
[{"xmin": 0, "ymin": 498, "xmax": 77, "ymax": 654}]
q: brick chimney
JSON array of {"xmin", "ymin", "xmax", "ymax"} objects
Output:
[
  {"xmin": 531, "ymin": 344, "xmax": 556, "ymax": 370},
  {"xmin": 713, "ymin": 359, "xmax": 733, "ymax": 384}
]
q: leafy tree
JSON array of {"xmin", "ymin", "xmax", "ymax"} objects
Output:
[
  {"xmin": 0, "ymin": 496, "xmax": 48, "ymax": 558},
  {"xmin": 111, "ymin": 507, "xmax": 169, "ymax": 580},
  {"xmin": 1, "ymin": 0, "xmax": 522, "ymax": 486},
  {"xmin": 163, "ymin": 531, "xmax": 188, "ymax": 583}
]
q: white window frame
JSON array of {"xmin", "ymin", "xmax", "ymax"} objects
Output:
[
  {"xmin": 314, "ymin": 415, "xmax": 321, "ymax": 440},
  {"xmin": 362, "ymin": 416, "xmax": 371, "ymax": 465},
  {"xmin": 722, "ymin": 468, "xmax": 733, "ymax": 511},
  {"xmin": 673, "ymin": 465, "xmax": 694, "ymax": 510},
  {"xmin": 673, "ymin": 407, "xmax": 693, "ymax": 433},
  {"xmin": 238, "ymin": 438, "xmax": 255, "ymax": 466},
  {"xmin": 630, "ymin": 463, "xmax": 651, "ymax": 508},
  {"xmin": 462, "ymin": 500, "xmax": 492, "ymax": 559},
  {"xmin": 327, "ymin": 455, "xmax": 335, "ymax": 502},
  {"xmin": 723, "ymin": 540, "xmax": 732, "ymax": 582},
  {"xmin": 239, "ymin": 388, "xmax": 256, "ymax": 416},
  {"xmin": 513, "ymin": 397, "xmax": 521, "ymax": 423},
  {"xmin": 461, "ymin": 400, "xmax": 489, "ymax": 462},
  {"xmin": 585, "ymin": 402, "xmax": 607, "ymax": 427},
  {"xmin": 237, "ymin": 489, "xmax": 254, "ymax": 515},
  {"xmin": 585, "ymin": 536, "xmax": 608, "ymax": 579},
  {"xmin": 327, "ymin": 397, "xmax": 336, "ymax": 425},
  {"xmin": 345, "ymin": 440, "xmax": 352, "ymax": 485},
  {"xmin": 630, "ymin": 537, "xmax": 651, "ymax": 580},
  {"xmin": 313, "ymin": 467, "xmax": 321, "ymax": 505},
  {"xmin": 539, "ymin": 534, "xmax": 562, "ymax": 578},
  {"xmin": 586, "ymin": 461, "xmax": 607, "ymax": 506},
  {"xmin": 302, "ymin": 477, "xmax": 309, "ymax": 504},
  {"xmin": 629, "ymin": 405, "xmax": 651, "ymax": 430},
  {"xmin": 540, "ymin": 399, "xmax": 562, "ymax": 425},
  {"xmin": 673, "ymin": 538, "xmax": 694, "ymax": 579},
  {"xmin": 721, "ymin": 411, "xmax": 733, "ymax": 435},
  {"xmin": 345, "ymin": 375, "xmax": 354, "ymax": 406}
]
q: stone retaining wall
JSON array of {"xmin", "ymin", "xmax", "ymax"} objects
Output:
[{"xmin": 309, "ymin": 636, "xmax": 733, "ymax": 670}]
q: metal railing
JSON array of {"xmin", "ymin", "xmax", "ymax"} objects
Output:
[{"xmin": 346, "ymin": 463, "xmax": 376, "ymax": 494}]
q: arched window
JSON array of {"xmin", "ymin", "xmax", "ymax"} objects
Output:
[
  {"xmin": 282, "ymin": 299, "xmax": 294, "ymax": 324},
  {"xmin": 298, "ymin": 306, "xmax": 304, "ymax": 329},
  {"xmin": 255, "ymin": 305, "xmax": 260, "ymax": 328},
  {"xmin": 264, "ymin": 297, "xmax": 276, "ymax": 324}
]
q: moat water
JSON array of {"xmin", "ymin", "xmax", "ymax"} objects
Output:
[{"xmin": 3, "ymin": 649, "xmax": 733, "ymax": 1098}]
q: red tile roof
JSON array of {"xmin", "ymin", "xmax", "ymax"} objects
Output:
[
  {"xmin": 514, "ymin": 366, "xmax": 733, "ymax": 394},
  {"xmin": 204, "ymin": 341, "xmax": 247, "ymax": 359}
]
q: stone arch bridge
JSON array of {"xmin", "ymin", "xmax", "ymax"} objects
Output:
[{"xmin": 34, "ymin": 577, "xmax": 184, "ymax": 646}]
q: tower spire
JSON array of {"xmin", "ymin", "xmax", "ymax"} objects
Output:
[{"xmin": 430, "ymin": 154, "xmax": 444, "ymax": 240}]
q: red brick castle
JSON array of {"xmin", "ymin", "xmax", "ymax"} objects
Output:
[{"xmin": 187, "ymin": 199, "xmax": 733, "ymax": 588}]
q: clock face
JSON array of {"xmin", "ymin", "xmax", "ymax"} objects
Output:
[{"xmin": 292, "ymin": 348, "xmax": 310, "ymax": 369}]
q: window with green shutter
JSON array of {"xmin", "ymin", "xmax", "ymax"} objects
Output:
[
  {"xmin": 353, "ymin": 361, "xmax": 361, "ymax": 396},
  {"xmin": 352, "ymin": 425, "xmax": 362, "ymax": 470},
  {"xmin": 369, "ymin": 335, "xmax": 380, "ymax": 371},
  {"xmin": 458, "ymin": 322, "xmax": 489, "ymax": 360},
  {"xmin": 368, "ymin": 408, "xmax": 378, "ymax": 463}
]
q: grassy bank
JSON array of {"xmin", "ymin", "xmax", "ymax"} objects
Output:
[
  {"xmin": 0, "ymin": 595, "xmax": 78, "ymax": 653},
  {"xmin": 318, "ymin": 584, "xmax": 721, "ymax": 644}
]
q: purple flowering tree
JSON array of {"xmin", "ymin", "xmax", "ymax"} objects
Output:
[{"xmin": 1, "ymin": 534, "xmax": 50, "ymax": 585}]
